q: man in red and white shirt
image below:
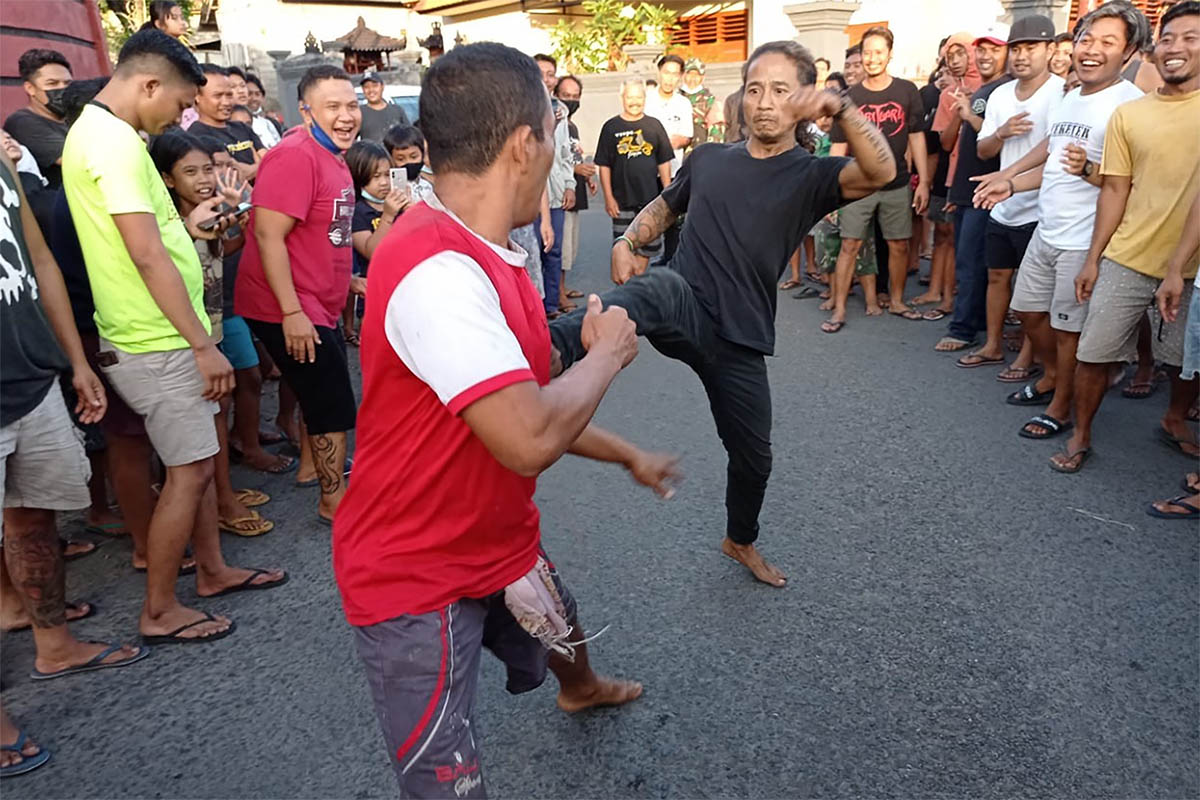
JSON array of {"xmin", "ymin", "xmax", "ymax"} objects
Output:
[{"xmin": 333, "ymin": 44, "xmax": 678, "ymax": 798}]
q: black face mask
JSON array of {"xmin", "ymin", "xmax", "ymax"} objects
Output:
[
  {"xmin": 43, "ymin": 87, "xmax": 68, "ymax": 120},
  {"xmin": 562, "ymin": 99, "xmax": 580, "ymax": 117},
  {"xmin": 404, "ymin": 161, "xmax": 424, "ymax": 181}
]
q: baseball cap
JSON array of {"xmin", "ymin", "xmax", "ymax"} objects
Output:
[
  {"xmin": 973, "ymin": 21, "xmax": 1010, "ymax": 47},
  {"xmin": 1007, "ymin": 14, "xmax": 1055, "ymax": 44},
  {"xmin": 359, "ymin": 70, "xmax": 382, "ymax": 86}
]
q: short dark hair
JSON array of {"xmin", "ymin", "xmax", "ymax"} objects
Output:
[
  {"xmin": 149, "ymin": 130, "xmax": 207, "ymax": 176},
  {"xmin": 147, "ymin": 0, "xmax": 180, "ymax": 24},
  {"xmin": 231, "ymin": 104, "xmax": 252, "ymax": 116},
  {"xmin": 743, "ymin": 40, "xmax": 817, "ymax": 86},
  {"xmin": 62, "ymin": 76, "xmax": 109, "ymax": 125},
  {"xmin": 533, "ymin": 53, "xmax": 557, "ymax": 69},
  {"xmin": 862, "ymin": 26, "xmax": 894, "ymax": 51},
  {"xmin": 116, "ymin": 29, "xmax": 205, "ymax": 86},
  {"xmin": 18, "ymin": 49, "xmax": 71, "ymax": 82},
  {"xmin": 825, "ymin": 71, "xmax": 848, "ymax": 91},
  {"xmin": 1054, "ymin": 31, "xmax": 1074, "ymax": 45},
  {"xmin": 297, "ymin": 64, "xmax": 352, "ymax": 102},
  {"xmin": 845, "ymin": 42, "xmax": 862, "ymax": 59},
  {"xmin": 814, "ymin": 57, "xmax": 831, "ymax": 69},
  {"xmin": 226, "ymin": 66, "xmax": 248, "ymax": 81},
  {"xmin": 245, "ymin": 73, "xmax": 265, "ymax": 94},
  {"xmin": 658, "ymin": 54, "xmax": 685, "ymax": 71},
  {"xmin": 384, "ymin": 124, "xmax": 425, "ymax": 154},
  {"xmin": 199, "ymin": 63, "xmax": 227, "ymax": 77},
  {"xmin": 1075, "ymin": 0, "xmax": 1147, "ymax": 50},
  {"xmin": 345, "ymin": 140, "xmax": 392, "ymax": 195},
  {"xmin": 555, "ymin": 74, "xmax": 582, "ymax": 95},
  {"xmin": 1161, "ymin": 0, "xmax": 1200, "ymax": 34},
  {"xmin": 420, "ymin": 42, "xmax": 548, "ymax": 175}
]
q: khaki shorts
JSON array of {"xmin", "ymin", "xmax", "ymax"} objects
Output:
[
  {"xmin": 1, "ymin": 387, "xmax": 91, "ymax": 513},
  {"xmin": 1076, "ymin": 258, "xmax": 1194, "ymax": 367},
  {"xmin": 838, "ymin": 185, "xmax": 913, "ymax": 241},
  {"xmin": 1009, "ymin": 230, "xmax": 1090, "ymax": 333},
  {"xmin": 98, "ymin": 341, "xmax": 219, "ymax": 467}
]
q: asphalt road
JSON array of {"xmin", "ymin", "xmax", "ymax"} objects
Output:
[{"xmin": 4, "ymin": 206, "xmax": 1198, "ymax": 799}]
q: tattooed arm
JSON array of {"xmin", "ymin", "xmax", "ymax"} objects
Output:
[
  {"xmin": 830, "ymin": 100, "xmax": 898, "ymax": 199},
  {"xmin": 611, "ymin": 195, "xmax": 678, "ymax": 284}
]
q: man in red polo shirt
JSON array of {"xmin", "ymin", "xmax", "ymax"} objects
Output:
[{"xmin": 334, "ymin": 44, "xmax": 677, "ymax": 797}]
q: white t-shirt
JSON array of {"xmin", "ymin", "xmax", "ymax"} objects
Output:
[
  {"xmin": 1037, "ymin": 80, "xmax": 1143, "ymax": 249},
  {"xmin": 981, "ymin": 73, "xmax": 1065, "ymax": 227},
  {"xmin": 644, "ymin": 90, "xmax": 693, "ymax": 176}
]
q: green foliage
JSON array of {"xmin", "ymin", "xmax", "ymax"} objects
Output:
[
  {"xmin": 98, "ymin": 0, "xmax": 196, "ymax": 60},
  {"xmin": 550, "ymin": 0, "xmax": 677, "ymax": 73}
]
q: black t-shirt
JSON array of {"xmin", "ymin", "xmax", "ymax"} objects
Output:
[
  {"xmin": 594, "ymin": 115, "xmax": 674, "ymax": 211},
  {"xmin": 948, "ymin": 76, "xmax": 1014, "ymax": 207},
  {"xmin": 48, "ymin": 189, "xmax": 96, "ymax": 335},
  {"xmin": 831, "ymin": 77, "xmax": 924, "ymax": 191},
  {"xmin": 0, "ymin": 165, "xmax": 69, "ymax": 426},
  {"xmin": 661, "ymin": 142, "xmax": 849, "ymax": 354},
  {"xmin": 359, "ymin": 103, "xmax": 409, "ymax": 143},
  {"xmin": 567, "ymin": 120, "xmax": 588, "ymax": 212},
  {"xmin": 351, "ymin": 200, "xmax": 383, "ymax": 275},
  {"xmin": 3, "ymin": 109, "xmax": 68, "ymax": 188},
  {"xmin": 188, "ymin": 120, "xmax": 263, "ymax": 165}
]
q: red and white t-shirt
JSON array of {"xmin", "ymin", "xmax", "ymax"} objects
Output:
[
  {"xmin": 235, "ymin": 129, "xmax": 354, "ymax": 328},
  {"xmin": 333, "ymin": 194, "xmax": 551, "ymax": 625}
]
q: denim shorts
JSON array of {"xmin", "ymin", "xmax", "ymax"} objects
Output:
[
  {"xmin": 1180, "ymin": 288, "xmax": 1200, "ymax": 380},
  {"xmin": 218, "ymin": 314, "xmax": 260, "ymax": 371}
]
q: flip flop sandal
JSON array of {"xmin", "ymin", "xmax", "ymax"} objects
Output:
[
  {"xmin": 935, "ymin": 338, "xmax": 975, "ymax": 353},
  {"xmin": 792, "ymin": 286, "xmax": 821, "ymax": 299},
  {"xmin": 1188, "ymin": 406, "xmax": 1199, "ymax": 423},
  {"xmin": 1019, "ymin": 413, "xmax": 1073, "ymax": 439},
  {"xmin": 918, "ymin": 276, "xmax": 931, "ymax": 286},
  {"xmin": 1157, "ymin": 426, "xmax": 1200, "ymax": 457},
  {"xmin": 218, "ymin": 513, "xmax": 274, "ymax": 537},
  {"xmin": 141, "ymin": 614, "xmax": 237, "ymax": 646},
  {"xmin": 296, "ymin": 458, "xmax": 353, "ymax": 488},
  {"xmin": 956, "ymin": 353, "xmax": 1006, "ymax": 368},
  {"xmin": 258, "ymin": 429, "xmax": 288, "ymax": 446},
  {"xmin": 1049, "ymin": 446, "xmax": 1092, "ymax": 474},
  {"xmin": 1004, "ymin": 312, "xmax": 1019, "ymax": 326},
  {"xmin": 199, "ymin": 569, "xmax": 289, "ymax": 599},
  {"xmin": 890, "ymin": 309, "xmax": 924, "ymax": 321},
  {"xmin": 1182, "ymin": 474, "xmax": 1200, "ymax": 493},
  {"xmin": 1145, "ymin": 495, "xmax": 1200, "ymax": 520},
  {"xmin": 1121, "ymin": 380, "xmax": 1157, "ymax": 399},
  {"xmin": 997, "ymin": 365, "xmax": 1043, "ymax": 383},
  {"xmin": 234, "ymin": 488, "xmax": 270, "ymax": 507},
  {"xmin": 4, "ymin": 601, "xmax": 96, "ymax": 633},
  {"xmin": 344, "ymin": 331, "xmax": 360, "ymax": 347},
  {"xmin": 30, "ymin": 642, "xmax": 150, "ymax": 681},
  {"xmin": 804, "ymin": 272, "xmax": 824, "ymax": 283},
  {"xmin": 566, "ymin": 290, "xmax": 584, "ymax": 299},
  {"xmin": 778, "ymin": 279, "xmax": 803, "ymax": 290},
  {"xmin": 820, "ymin": 320, "xmax": 845, "ymax": 334},
  {"xmin": 249, "ymin": 454, "xmax": 297, "ymax": 475},
  {"xmin": 921, "ymin": 308, "xmax": 949, "ymax": 321},
  {"xmin": 61, "ymin": 539, "xmax": 99, "ymax": 562},
  {"xmin": 1007, "ymin": 384, "xmax": 1055, "ymax": 406},
  {"xmin": 83, "ymin": 521, "xmax": 128, "ymax": 537},
  {"xmin": 0, "ymin": 731, "xmax": 51, "ymax": 778}
]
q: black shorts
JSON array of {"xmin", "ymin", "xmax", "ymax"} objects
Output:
[
  {"xmin": 246, "ymin": 319, "xmax": 357, "ymax": 434},
  {"xmin": 985, "ymin": 219, "xmax": 1037, "ymax": 271}
]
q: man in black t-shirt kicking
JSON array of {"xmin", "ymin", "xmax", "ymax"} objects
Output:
[{"xmin": 550, "ymin": 41, "xmax": 897, "ymax": 587}]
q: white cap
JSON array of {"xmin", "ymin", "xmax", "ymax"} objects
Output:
[{"xmin": 974, "ymin": 21, "xmax": 1011, "ymax": 47}]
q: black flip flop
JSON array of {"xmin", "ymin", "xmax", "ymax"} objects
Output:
[
  {"xmin": 821, "ymin": 320, "xmax": 845, "ymax": 334},
  {"xmin": 1145, "ymin": 495, "xmax": 1200, "ymax": 520},
  {"xmin": 956, "ymin": 353, "xmax": 1006, "ymax": 369},
  {"xmin": 1157, "ymin": 426, "xmax": 1200, "ymax": 457},
  {"xmin": 198, "ymin": 569, "xmax": 289, "ymax": 599},
  {"xmin": 1050, "ymin": 446, "xmax": 1092, "ymax": 474},
  {"xmin": 890, "ymin": 308, "xmax": 924, "ymax": 321},
  {"xmin": 792, "ymin": 286, "xmax": 821, "ymax": 299},
  {"xmin": 61, "ymin": 538, "xmax": 99, "ymax": 562},
  {"xmin": 1007, "ymin": 383, "xmax": 1055, "ymax": 406},
  {"xmin": 30, "ymin": 642, "xmax": 150, "ymax": 680},
  {"xmin": 1019, "ymin": 413, "xmax": 1073, "ymax": 439},
  {"xmin": 141, "ymin": 614, "xmax": 237, "ymax": 646}
]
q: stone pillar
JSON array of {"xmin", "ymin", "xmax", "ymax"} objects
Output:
[
  {"xmin": 1001, "ymin": 0, "xmax": 1071, "ymax": 33},
  {"xmin": 622, "ymin": 43, "xmax": 665, "ymax": 77},
  {"xmin": 783, "ymin": 0, "xmax": 861, "ymax": 69}
]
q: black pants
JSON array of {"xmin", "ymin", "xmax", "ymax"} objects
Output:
[
  {"xmin": 246, "ymin": 319, "xmax": 357, "ymax": 435},
  {"xmin": 548, "ymin": 268, "xmax": 771, "ymax": 545}
]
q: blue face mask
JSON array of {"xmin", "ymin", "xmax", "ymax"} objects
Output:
[
  {"xmin": 303, "ymin": 105, "xmax": 343, "ymax": 155},
  {"xmin": 362, "ymin": 189, "xmax": 386, "ymax": 204}
]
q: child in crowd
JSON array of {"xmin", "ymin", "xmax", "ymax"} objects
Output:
[
  {"xmin": 383, "ymin": 124, "xmax": 435, "ymax": 203},
  {"xmin": 343, "ymin": 141, "xmax": 407, "ymax": 344},
  {"xmin": 151, "ymin": 131, "xmax": 277, "ymax": 537},
  {"xmin": 230, "ymin": 105, "xmax": 254, "ymax": 128}
]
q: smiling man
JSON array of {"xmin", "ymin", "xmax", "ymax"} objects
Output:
[
  {"xmin": 235, "ymin": 65, "xmax": 362, "ymax": 523},
  {"xmin": 187, "ymin": 64, "xmax": 266, "ymax": 183}
]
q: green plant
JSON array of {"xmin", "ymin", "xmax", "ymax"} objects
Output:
[
  {"xmin": 98, "ymin": 0, "xmax": 196, "ymax": 60},
  {"xmin": 550, "ymin": 0, "xmax": 677, "ymax": 73}
]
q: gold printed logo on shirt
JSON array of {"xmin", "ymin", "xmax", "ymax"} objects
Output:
[{"xmin": 616, "ymin": 130, "xmax": 653, "ymax": 159}]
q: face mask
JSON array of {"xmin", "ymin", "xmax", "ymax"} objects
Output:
[
  {"xmin": 43, "ymin": 87, "xmax": 68, "ymax": 119},
  {"xmin": 679, "ymin": 84, "xmax": 698, "ymax": 95},
  {"xmin": 302, "ymin": 105, "xmax": 343, "ymax": 155},
  {"xmin": 403, "ymin": 161, "xmax": 423, "ymax": 181},
  {"xmin": 362, "ymin": 189, "xmax": 386, "ymax": 204},
  {"xmin": 561, "ymin": 98, "xmax": 580, "ymax": 117}
]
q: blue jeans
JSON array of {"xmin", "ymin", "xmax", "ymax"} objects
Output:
[
  {"xmin": 947, "ymin": 206, "xmax": 990, "ymax": 343},
  {"xmin": 536, "ymin": 207, "xmax": 565, "ymax": 314}
]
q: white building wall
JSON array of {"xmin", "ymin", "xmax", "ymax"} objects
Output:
[
  {"xmin": 444, "ymin": 12, "xmax": 554, "ymax": 56},
  {"xmin": 750, "ymin": 0, "xmax": 797, "ymax": 49},
  {"xmin": 850, "ymin": 0, "xmax": 1006, "ymax": 78}
]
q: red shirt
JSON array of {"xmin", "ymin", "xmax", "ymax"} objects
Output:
[
  {"xmin": 332, "ymin": 196, "xmax": 551, "ymax": 625},
  {"xmin": 235, "ymin": 130, "xmax": 354, "ymax": 328}
]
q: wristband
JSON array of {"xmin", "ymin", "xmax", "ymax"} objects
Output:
[
  {"xmin": 615, "ymin": 235, "xmax": 636, "ymax": 252},
  {"xmin": 1005, "ymin": 179, "xmax": 1015, "ymax": 197},
  {"xmin": 832, "ymin": 93, "xmax": 853, "ymax": 119},
  {"xmin": 282, "ymin": 308, "xmax": 304, "ymax": 317}
]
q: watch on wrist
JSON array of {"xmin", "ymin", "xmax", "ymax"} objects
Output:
[{"xmin": 1082, "ymin": 160, "xmax": 1095, "ymax": 178}]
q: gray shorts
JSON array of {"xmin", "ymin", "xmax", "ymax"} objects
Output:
[
  {"xmin": 562, "ymin": 210, "xmax": 580, "ymax": 271},
  {"xmin": 354, "ymin": 554, "xmax": 577, "ymax": 798},
  {"xmin": 1009, "ymin": 230, "xmax": 1090, "ymax": 333},
  {"xmin": 838, "ymin": 185, "xmax": 913, "ymax": 241},
  {"xmin": 1, "ymin": 387, "xmax": 91, "ymax": 513},
  {"xmin": 97, "ymin": 340, "xmax": 219, "ymax": 466},
  {"xmin": 613, "ymin": 209, "xmax": 663, "ymax": 258},
  {"xmin": 1076, "ymin": 258, "xmax": 1194, "ymax": 367},
  {"xmin": 927, "ymin": 195, "xmax": 953, "ymax": 225}
]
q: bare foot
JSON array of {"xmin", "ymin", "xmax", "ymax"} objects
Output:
[
  {"xmin": 935, "ymin": 337, "xmax": 974, "ymax": 353},
  {"xmin": 140, "ymin": 605, "xmax": 232, "ymax": 640},
  {"xmin": 33, "ymin": 639, "xmax": 144, "ymax": 677},
  {"xmin": 721, "ymin": 538, "xmax": 786, "ymax": 587},
  {"xmin": 864, "ymin": 303, "xmax": 884, "ymax": 316},
  {"xmin": 910, "ymin": 292, "xmax": 941, "ymax": 306},
  {"xmin": 877, "ymin": 293, "xmax": 891, "ymax": 308},
  {"xmin": 62, "ymin": 539, "xmax": 97, "ymax": 559},
  {"xmin": 196, "ymin": 565, "xmax": 286, "ymax": 597},
  {"xmin": 2, "ymin": 600, "xmax": 92, "ymax": 632},
  {"xmin": 557, "ymin": 676, "xmax": 644, "ymax": 713}
]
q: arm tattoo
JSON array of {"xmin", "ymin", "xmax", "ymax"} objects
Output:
[
  {"xmin": 626, "ymin": 196, "xmax": 677, "ymax": 249},
  {"xmin": 840, "ymin": 107, "xmax": 893, "ymax": 170},
  {"xmin": 4, "ymin": 523, "xmax": 67, "ymax": 628}
]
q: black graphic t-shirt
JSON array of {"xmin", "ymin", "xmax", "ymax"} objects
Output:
[
  {"xmin": 351, "ymin": 200, "xmax": 383, "ymax": 275},
  {"xmin": 594, "ymin": 114, "xmax": 674, "ymax": 211},
  {"xmin": 3, "ymin": 109, "xmax": 68, "ymax": 188},
  {"xmin": 661, "ymin": 142, "xmax": 849, "ymax": 354},
  {"xmin": 0, "ymin": 164, "xmax": 69, "ymax": 426},
  {"xmin": 188, "ymin": 120, "xmax": 264, "ymax": 165},
  {"xmin": 831, "ymin": 77, "xmax": 925, "ymax": 191},
  {"xmin": 567, "ymin": 120, "xmax": 589, "ymax": 212},
  {"xmin": 948, "ymin": 76, "xmax": 1014, "ymax": 207}
]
